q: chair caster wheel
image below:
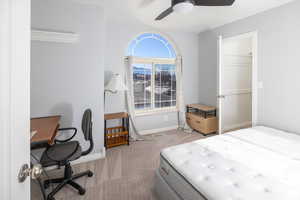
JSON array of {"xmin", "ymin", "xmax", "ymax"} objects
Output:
[
  {"xmin": 79, "ymin": 188, "xmax": 86, "ymax": 195},
  {"xmin": 47, "ymin": 196, "xmax": 55, "ymax": 200},
  {"xmin": 87, "ymin": 171, "xmax": 93, "ymax": 177}
]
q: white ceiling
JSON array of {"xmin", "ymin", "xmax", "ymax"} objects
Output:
[{"xmin": 121, "ymin": 0, "xmax": 296, "ymax": 33}]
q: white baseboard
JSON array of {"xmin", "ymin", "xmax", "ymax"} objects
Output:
[
  {"xmin": 223, "ymin": 121, "xmax": 252, "ymax": 132},
  {"xmin": 140, "ymin": 126, "xmax": 178, "ymax": 135}
]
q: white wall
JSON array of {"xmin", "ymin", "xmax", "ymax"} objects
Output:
[
  {"xmin": 104, "ymin": 11, "xmax": 200, "ymax": 132},
  {"xmin": 198, "ymin": 0, "xmax": 300, "ymax": 133},
  {"xmin": 31, "ymin": 0, "xmax": 200, "ymax": 156},
  {"xmin": 31, "ymin": 0, "xmax": 104, "ymax": 153}
]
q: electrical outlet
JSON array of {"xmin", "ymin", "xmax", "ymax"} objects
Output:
[{"xmin": 258, "ymin": 81, "xmax": 263, "ymax": 89}]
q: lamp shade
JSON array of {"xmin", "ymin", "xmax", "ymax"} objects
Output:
[{"xmin": 105, "ymin": 73, "xmax": 127, "ymax": 93}]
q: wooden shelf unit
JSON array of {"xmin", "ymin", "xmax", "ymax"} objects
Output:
[
  {"xmin": 186, "ymin": 104, "xmax": 218, "ymax": 135},
  {"xmin": 104, "ymin": 112, "xmax": 130, "ymax": 148}
]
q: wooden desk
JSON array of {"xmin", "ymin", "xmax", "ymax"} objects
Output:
[{"xmin": 30, "ymin": 116, "xmax": 61, "ymax": 144}]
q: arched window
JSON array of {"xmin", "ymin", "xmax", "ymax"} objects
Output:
[
  {"xmin": 127, "ymin": 33, "xmax": 176, "ymax": 58},
  {"xmin": 127, "ymin": 33, "xmax": 178, "ymax": 113}
]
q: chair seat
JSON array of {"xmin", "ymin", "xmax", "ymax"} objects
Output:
[{"xmin": 41, "ymin": 141, "xmax": 82, "ymax": 167}]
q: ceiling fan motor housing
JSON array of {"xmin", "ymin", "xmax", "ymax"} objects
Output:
[{"xmin": 172, "ymin": 0, "xmax": 195, "ymax": 7}]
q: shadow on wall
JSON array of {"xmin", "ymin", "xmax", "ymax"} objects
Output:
[{"xmin": 49, "ymin": 102, "xmax": 74, "ymax": 128}]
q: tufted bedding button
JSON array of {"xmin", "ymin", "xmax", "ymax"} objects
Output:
[
  {"xmin": 208, "ymin": 164, "xmax": 216, "ymax": 170},
  {"xmin": 206, "ymin": 153, "xmax": 213, "ymax": 157},
  {"xmin": 232, "ymin": 182, "xmax": 240, "ymax": 188},
  {"xmin": 227, "ymin": 167, "xmax": 235, "ymax": 173},
  {"xmin": 253, "ymin": 173, "xmax": 263, "ymax": 178},
  {"xmin": 264, "ymin": 187, "xmax": 271, "ymax": 193}
]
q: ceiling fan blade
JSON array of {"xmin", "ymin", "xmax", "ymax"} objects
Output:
[
  {"xmin": 155, "ymin": 7, "xmax": 173, "ymax": 20},
  {"xmin": 194, "ymin": 0, "xmax": 235, "ymax": 6}
]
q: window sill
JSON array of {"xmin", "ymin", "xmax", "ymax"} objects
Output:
[{"xmin": 135, "ymin": 108, "xmax": 178, "ymax": 117}]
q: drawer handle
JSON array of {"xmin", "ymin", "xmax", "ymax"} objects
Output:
[
  {"xmin": 196, "ymin": 121, "xmax": 201, "ymax": 123},
  {"xmin": 187, "ymin": 117, "xmax": 190, "ymax": 120}
]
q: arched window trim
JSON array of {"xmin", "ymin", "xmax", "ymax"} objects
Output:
[{"xmin": 128, "ymin": 32, "xmax": 178, "ymax": 59}]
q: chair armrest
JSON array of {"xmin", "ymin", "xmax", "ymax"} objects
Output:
[{"xmin": 55, "ymin": 127, "xmax": 77, "ymax": 143}]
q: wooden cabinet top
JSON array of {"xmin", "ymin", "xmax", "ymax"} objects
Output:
[
  {"xmin": 104, "ymin": 112, "xmax": 129, "ymax": 120},
  {"xmin": 187, "ymin": 104, "xmax": 216, "ymax": 112}
]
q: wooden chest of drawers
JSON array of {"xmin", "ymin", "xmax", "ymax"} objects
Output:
[{"xmin": 186, "ymin": 104, "xmax": 218, "ymax": 135}]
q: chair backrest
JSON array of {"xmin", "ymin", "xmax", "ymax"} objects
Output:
[{"xmin": 81, "ymin": 109, "xmax": 94, "ymax": 156}]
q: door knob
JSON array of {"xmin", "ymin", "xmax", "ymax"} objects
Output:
[{"xmin": 18, "ymin": 163, "xmax": 43, "ymax": 183}]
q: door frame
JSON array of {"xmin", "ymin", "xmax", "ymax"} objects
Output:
[
  {"xmin": 218, "ymin": 31, "xmax": 258, "ymax": 134},
  {"xmin": 0, "ymin": 0, "xmax": 31, "ymax": 199}
]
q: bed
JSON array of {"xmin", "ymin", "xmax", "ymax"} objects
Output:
[{"xmin": 154, "ymin": 126, "xmax": 300, "ymax": 200}]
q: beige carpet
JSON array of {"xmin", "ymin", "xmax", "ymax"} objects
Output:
[{"xmin": 31, "ymin": 129, "xmax": 207, "ymax": 200}]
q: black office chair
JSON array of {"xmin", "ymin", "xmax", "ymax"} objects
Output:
[{"xmin": 40, "ymin": 109, "xmax": 94, "ymax": 200}]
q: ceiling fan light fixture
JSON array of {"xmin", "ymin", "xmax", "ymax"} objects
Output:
[{"xmin": 173, "ymin": 1, "xmax": 194, "ymax": 14}]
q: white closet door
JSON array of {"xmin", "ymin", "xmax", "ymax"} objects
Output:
[{"xmin": 219, "ymin": 37, "xmax": 252, "ymax": 132}]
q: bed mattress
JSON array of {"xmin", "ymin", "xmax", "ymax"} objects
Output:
[
  {"xmin": 159, "ymin": 155, "xmax": 207, "ymax": 200},
  {"xmin": 160, "ymin": 126, "xmax": 300, "ymax": 200}
]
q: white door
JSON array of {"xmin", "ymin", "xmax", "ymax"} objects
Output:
[
  {"xmin": 218, "ymin": 34, "xmax": 255, "ymax": 133},
  {"xmin": 0, "ymin": 0, "xmax": 31, "ymax": 199}
]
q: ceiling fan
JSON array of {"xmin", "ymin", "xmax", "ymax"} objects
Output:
[{"xmin": 155, "ymin": 0, "xmax": 235, "ymax": 20}]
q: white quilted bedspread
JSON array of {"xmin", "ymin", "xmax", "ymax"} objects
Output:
[{"xmin": 161, "ymin": 126, "xmax": 300, "ymax": 200}]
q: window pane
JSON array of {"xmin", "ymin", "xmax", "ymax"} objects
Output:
[
  {"xmin": 133, "ymin": 63, "xmax": 152, "ymax": 110},
  {"xmin": 171, "ymin": 101, "xmax": 176, "ymax": 107},
  {"xmin": 171, "ymin": 90, "xmax": 176, "ymax": 101},
  {"xmin": 154, "ymin": 64, "xmax": 176, "ymax": 109},
  {"xmin": 155, "ymin": 69, "xmax": 161, "ymax": 108},
  {"xmin": 127, "ymin": 33, "xmax": 176, "ymax": 59}
]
